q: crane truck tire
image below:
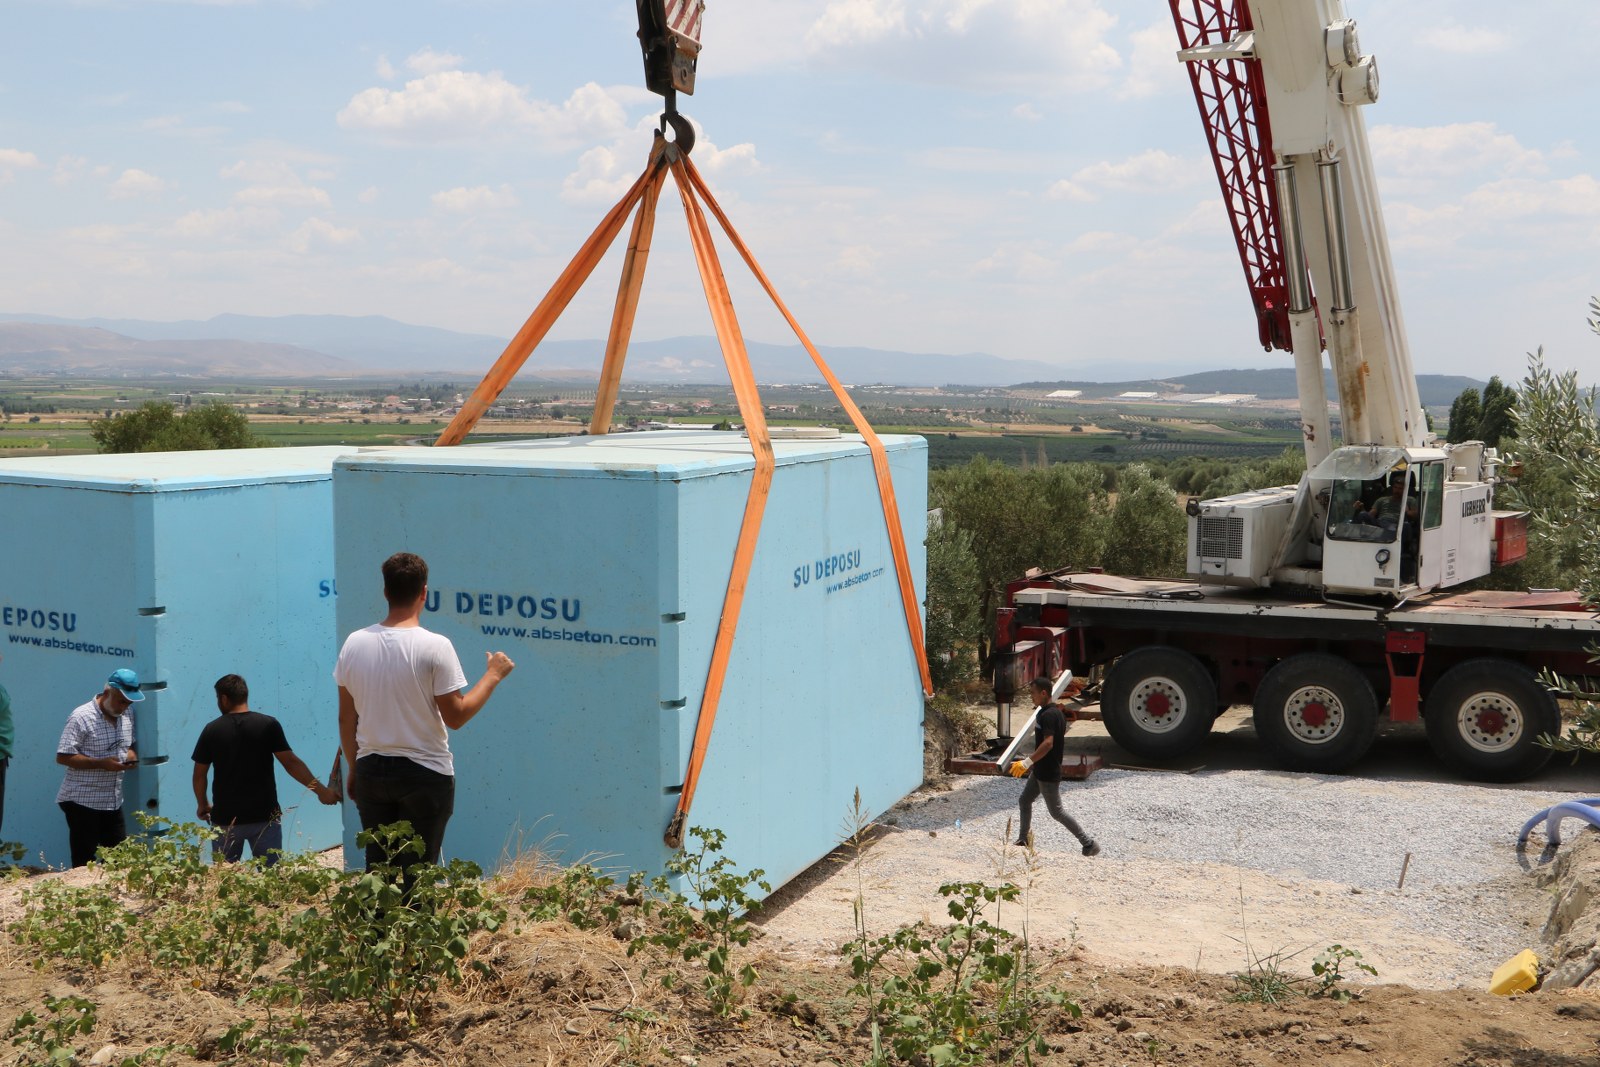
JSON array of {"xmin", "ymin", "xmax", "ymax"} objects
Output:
[
  {"xmin": 1252, "ymin": 653, "xmax": 1379, "ymax": 773},
  {"xmin": 1424, "ymin": 659, "xmax": 1559, "ymax": 783},
  {"xmin": 1100, "ymin": 646, "xmax": 1217, "ymax": 759}
]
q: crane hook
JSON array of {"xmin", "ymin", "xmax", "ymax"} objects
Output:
[{"xmin": 659, "ymin": 88, "xmax": 696, "ymax": 156}]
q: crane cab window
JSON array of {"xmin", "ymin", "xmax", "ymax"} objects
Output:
[
  {"xmin": 1312, "ymin": 447, "xmax": 1412, "ymax": 545},
  {"xmin": 1420, "ymin": 462, "xmax": 1444, "ymax": 530},
  {"xmin": 1327, "ymin": 475, "xmax": 1400, "ymax": 544}
]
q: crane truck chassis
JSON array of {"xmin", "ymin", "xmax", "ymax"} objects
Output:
[{"xmin": 991, "ymin": 572, "xmax": 1600, "ymax": 783}]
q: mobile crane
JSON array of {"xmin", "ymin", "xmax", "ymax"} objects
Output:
[{"xmin": 986, "ymin": 0, "xmax": 1600, "ymax": 782}]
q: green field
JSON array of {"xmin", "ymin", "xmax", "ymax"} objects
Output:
[
  {"xmin": 0, "ymin": 375, "xmax": 1306, "ymax": 468},
  {"xmin": 921, "ymin": 432, "xmax": 1296, "ymax": 469}
]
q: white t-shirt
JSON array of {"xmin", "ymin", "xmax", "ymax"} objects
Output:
[{"xmin": 334, "ymin": 624, "xmax": 468, "ymax": 776}]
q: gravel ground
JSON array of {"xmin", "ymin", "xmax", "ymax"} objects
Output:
[
  {"xmin": 755, "ymin": 764, "xmax": 1581, "ymax": 990},
  {"xmin": 891, "ymin": 768, "xmax": 1555, "ymax": 891}
]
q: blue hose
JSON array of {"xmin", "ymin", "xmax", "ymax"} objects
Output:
[{"xmin": 1518, "ymin": 797, "xmax": 1600, "ymax": 847}]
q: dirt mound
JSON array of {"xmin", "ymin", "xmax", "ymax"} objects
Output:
[
  {"xmin": 2, "ymin": 921, "xmax": 1598, "ymax": 1066},
  {"xmin": 1538, "ymin": 829, "xmax": 1600, "ymax": 989}
]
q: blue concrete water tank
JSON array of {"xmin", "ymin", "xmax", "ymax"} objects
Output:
[
  {"xmin": 332, "ymin": 430, "xmax": 927, "ymax": 892},
  {"xmin": 0, "ymin": 448, "xmax": 349, "ymax": 866}
]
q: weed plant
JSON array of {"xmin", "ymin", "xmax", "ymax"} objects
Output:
[
  {"xmin": 286, "ymin": 823, "xmax": 505, "ymax": 1031},
  {"xmin": 13, "ymin": 879, "xmax": 135, "ymax": 970},
  {"xmin": 844, "ymin": 816, "xmax": 1078, "ymax": 1065},
  {"xmin": 1229, "ymin": 878, "xmax": 1376, "ymax": 1003},
  {"xmin": 8, "ymin": 994, "xmax": 178, "ymax": 1065},
  {"xmin": 629, "ymin": 826, "xmax": 771, "ymax": 1019},
  {"xmin": 1311, "ymin": 945, "xmax": 1378, "ymax": 1001},
  {"xmin": 91, "ymin": 814, "xmax": 338, "ymax": 990},
  {"xmin": 523, "ymin": 863, "xmax": 649, "ymax": 931}
]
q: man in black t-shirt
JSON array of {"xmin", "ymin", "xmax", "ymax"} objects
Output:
[
  {"xmin": 1009, "ymin": 676, "xmax": 1100, "ymax": 857},
  {"xmin": 192, "ymin": 674, "xmax": 339, "ymax": 864}
]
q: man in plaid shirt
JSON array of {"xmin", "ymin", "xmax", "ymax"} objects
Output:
[{"xmin": 55, "ymin": 668, "xmax": 141, "ymax": 867}]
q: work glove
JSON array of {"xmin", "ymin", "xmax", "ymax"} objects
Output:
[{"xmin": 1008, "ymin": 757, "xmax": 1033, "ymax": 778}]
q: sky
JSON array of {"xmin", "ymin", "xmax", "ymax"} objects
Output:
[{"xmin": 2, "ymin": 0, "xmax": 1597, "ymax": 382}]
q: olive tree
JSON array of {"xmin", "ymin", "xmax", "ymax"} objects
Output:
[
  {"xmin": 923, "ymin": 513, "xmax": 982, "ymax": 691},
  {"xmin": 1515, "ymin": 302, "xmax": 1600, "ymax": 755},
  {"xmin": 1101, "ymin": 463, "xmax": 1187, "ymax": 578},
  {"xmin": 91, "ymin": 400, "xmax": 267, "ymax": 453},
  {"xmin": 929, "ymin": 458, "xmax": 1110, "ymax": 670}
]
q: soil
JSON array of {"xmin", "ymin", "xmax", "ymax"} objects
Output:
[{"xmin": 0, "ymin": 709, "xmax": 1597, "ymax": 1065}]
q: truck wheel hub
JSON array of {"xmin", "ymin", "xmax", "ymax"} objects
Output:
[
  {"xmin": 1129, "ymin": 676, "xmax": 1185, "ymax": 734},
  {"xmin": 1460, "ymin": 692, "xmax": 1520, "ymax": 752},
  {"xmin": 1284, "ymin": 685, "xmax": 1342, "ymax": 743}
]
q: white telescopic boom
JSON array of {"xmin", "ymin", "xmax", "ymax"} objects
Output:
[{"xmin": 1245, "ymin": 0, "xmax": 1426, "ymax": 449}]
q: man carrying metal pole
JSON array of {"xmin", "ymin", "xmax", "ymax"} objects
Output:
[{"xmin": 1010, "ymin": 677, "xmax": 1100, "ymax": 856}]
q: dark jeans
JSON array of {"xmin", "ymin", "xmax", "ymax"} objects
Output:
[
  {"xmin": 1017, "ymin": 776, "xmax": 1090, "ymax": 847},
  {"xmin": 59, "ymin": 800, "xmax": 127, "ymax": 868},
  {"xmin": 213, "ymin": 818, "xmax": 284, "ymax": 865},
  {"xmin": 352, "ymin": 755, "xmax": 455, "ymax": 869}
]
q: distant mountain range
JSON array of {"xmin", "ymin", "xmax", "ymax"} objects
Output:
[
  {"xmin": 0, "ymin": 312, "xmax": 1081, "ymax": 385},
  {"xmin": 0, "ymin": 312, "xmax": 1486, "ymax": 400}
]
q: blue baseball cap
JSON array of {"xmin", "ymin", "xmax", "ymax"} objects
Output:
[{"xmin": 107, "ymin": 668, "xmax": 145, "ymax": 702}]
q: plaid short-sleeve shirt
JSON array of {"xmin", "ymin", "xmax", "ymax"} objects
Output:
[{"xmin": 55, "ymin": 697, "xmax": 134, "ymax": 811}]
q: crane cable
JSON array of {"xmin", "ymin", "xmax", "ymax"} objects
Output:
[{"xmin": 432, "ymin": 134, "xmax": 932, "ymax": 849}]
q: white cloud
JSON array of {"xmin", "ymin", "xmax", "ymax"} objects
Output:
[
  {"xmin": 432, "ymin": 184, "xmax": 520, "ymax": 213},
  {"xmin": 0, "ymin": 148, "xmax": 43, "ymax": 170},
  {"xmin": 1012, "ymin": 102, "xmax": 1042, "ymax": 121},
  {"xmin": 973, "ymin": 241, "xmax": 1058, "ymax": 282},
  {"xmin": 405, "ymin": 47, "xmax": 464, "ymax": 75},
  {"xmin": 1045, "ymin": 179, "xmax": 1093, "ymax": 202},
  {"xmin": 561, "ymin": 145, "xmax": 636, "ymax": 205},
  {"xmin": 1462, "ymin": 175, "xmax": 1600, "ymax": 222},
  {"xmin": 561, "ymin": 117, "xmax": 762, "ymax": 204},
  {"xmin": 696, "ymin": 140, "xmax": 761, "ymax": 177},
  {"xmin": 833, "ymin": 243, "xmax": 881, "ymax": 279},
  {"xmin": 695, "ymin": 3, "xmax": 818, "ymax": 76},
  {"xmin": 217, "ymin": 159, "xmax": 331, "ymax": 207},
  {"xmin": 0, "ymin": 148, "xmax": 42, "ymax": 184},
  {"xmin": 52, "ymin": 154, "xmax": 88, "ymax": 186},
  {"xmin": 1420, "ymin": 24, "xmax": 1510, "ymax": 55},
  {"xmin": 221, "ymin": 159, "xmax": 301, "ymax": 184},
  {"xmin": 287, "ymin": 218, "xmax": 362, "ymax": 254},
  {"xmin": 1370, "ymin": 123, "xmax": 1545, "ymax": 181},
  {"xmin": 357, "ymin": 186, "xmax": 381, "ymax": 204},
  {"xmin": 171, "ymin": 205, "xmax": 280, "ymax": 240},
  {"xmin": 1118, "ymin": 21, "xmax": 1186, "ymax": 101},
  {"xmin": 62, "ymin": 223, "xmax": 142, "ymax": 244},
  {"xmin": 1065, "ymin": 230, "xmax": 1127, "ymax": 256},
  {"xmin": 235, "ymin": 184, "xmax": 332, "ymax": 208},
  {"xmin": 376, "ymin": 54, "xmax": 397, "ymax": 80},
  {"xmin": 804, "ymin": 0, "xmax": 1122, "ymax": 95},
  {"xmin": 1070, "ymin": 149, "xmax": 1206, "ymax": 193},
  {"xmin": 109, "ymin": 168, "xmax": 167, "ymax": 199},
  {"xmin": 138, "ymin": 114, "xmax": 229, "ymax": 138},
  {"xmin": 807, "ymin": 0, "xmax": 906, "ymax": 49},
  {"xmin": 338, "ymin": 74, "xmax": 631, "ymax": 147}
]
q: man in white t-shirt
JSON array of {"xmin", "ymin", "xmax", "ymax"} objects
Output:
[{"xmin": 336, "ymin": 552, "xmax": 515, "ymax": 869}]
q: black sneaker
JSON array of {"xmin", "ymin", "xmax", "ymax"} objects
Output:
[{"xmin": 1082, "ymin": 840, "xmax": 1101, "ymax": 857}]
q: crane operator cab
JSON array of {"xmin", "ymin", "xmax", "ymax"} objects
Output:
[
  {"xmin": 1188, "ymin": 443, "xmax": 1506, "ymax": 599},
  {"xmin": 1320, "ymin": 450, "xmax": 1430, "ymax": 591}
]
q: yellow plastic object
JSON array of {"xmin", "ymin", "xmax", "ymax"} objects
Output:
[{"xmin": 1489, "ymin": 950, "xmax": 1540, "ymax": 995}]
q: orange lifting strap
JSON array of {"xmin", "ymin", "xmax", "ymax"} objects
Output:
[{"xmin": 434, "ymin": 135, "xmax": 932, "ymax": 848}]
